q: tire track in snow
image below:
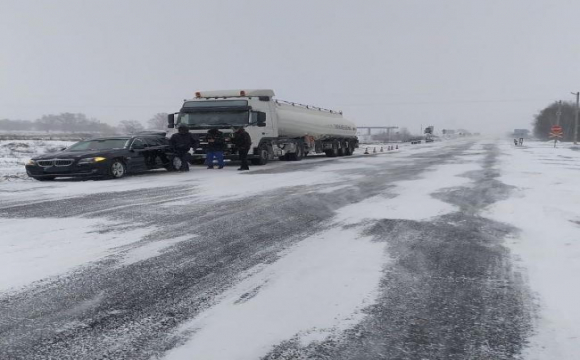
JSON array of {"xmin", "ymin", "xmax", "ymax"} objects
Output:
[
  {"xmin": 0, "ymin": 141, "xmax": 476, "ymax": 359},
  {"xmin": 263, "ymin": 142, "xmax": 534, "ymax": 360}
]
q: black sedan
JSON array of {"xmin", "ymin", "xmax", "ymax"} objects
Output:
[{"xmin": 25, "ymin": 134, "xmax": 176, "ymax": 180}]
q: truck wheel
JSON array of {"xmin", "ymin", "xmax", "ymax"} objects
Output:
[
  {"xmin": 296, "ymin": 146, "xmax": 304, "ymax": 160},
  {"xmin": 251, "ymin": 147, "xmax": 269, "ymax": 165},
  {"xmin": 288, "ymin": 145, "xmax": 303, "ymax": 161}
]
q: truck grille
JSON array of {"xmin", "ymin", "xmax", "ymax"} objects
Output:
[{"xmin": 37, "ymin": 159, "xmax": 74, "ymax": 167}]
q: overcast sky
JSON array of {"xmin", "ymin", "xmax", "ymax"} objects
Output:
[{"xmin": 2, "ymin": 0, "xmax": 580, "ymax": 134}]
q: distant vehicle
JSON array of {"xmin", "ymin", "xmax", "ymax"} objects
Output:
[
  {"xmin": 25, "ymin": 133, "xmax": 175, "ymax": 181},
  {"xmin": 424, "ymin": 126, "xmax": 434, "ymax": 142},
  {"xmin": 167, "ymin": 89, "xmax": 359, "ymax": 165},
  {"xmin": 513, "ymin": 129, "xmax": 530, "ymax": 137}
]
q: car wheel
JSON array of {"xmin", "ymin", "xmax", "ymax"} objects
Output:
[
  {"xmin": 165, "ymin": 157, "xmax": 181, "ymax": 172},
  {"xmin": 32, "ymin": 176, "xmax": 55, "ymax": 181},
  {"xmin": 109, "ymin": 160, "xmax": 126, "ymax": 179}
]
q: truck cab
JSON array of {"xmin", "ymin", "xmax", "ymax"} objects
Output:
[{"xmin": 168, "ymin": 89, "xmax": 277, "ymax": 165}]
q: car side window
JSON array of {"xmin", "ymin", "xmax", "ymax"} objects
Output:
[
  {"xmin": 145, "ymin": 137, "xmax": 162, "ymax": 147},
  {"xmin": 131, "ymin": 138, "xmax": 145, "ymax": 149}
]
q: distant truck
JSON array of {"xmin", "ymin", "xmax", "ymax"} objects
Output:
[{"xmin": 167, "ymin": 89, "xmax": 358, "ymax": 165}]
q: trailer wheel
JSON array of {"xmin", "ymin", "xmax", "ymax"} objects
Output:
[
  {"xmin": 325, "ymin": 142, "xmax": 339, "ymax": 157},
  {"xmin": 337, "ymin": 143, "xmax": 345, "ymax": 156},
  {"xmin": 344, "ymin": 143, "xmax": 353, "ymax": 156}
]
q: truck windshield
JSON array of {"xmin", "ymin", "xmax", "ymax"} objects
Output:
[
  {"xmin": 67, "ymin": 139, "xmax": 130, "ymax": 151},
  {"xmin": 177, "ymin": 111, "xmax": 249, "ymax": 128}
]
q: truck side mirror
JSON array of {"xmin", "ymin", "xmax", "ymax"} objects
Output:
[
  {"xmin": 257, "ymin": 112, "xmax": 266, "ymax": 127},
  {"xmin": 168, "ymin": 114, "xmax": 175, "ymax": 128}
]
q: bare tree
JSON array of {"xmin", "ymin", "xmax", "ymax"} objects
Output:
[
  {"xmin": 35, "ymin": 115, "xmax": 60, "ymax": 132},
  {"xmin": 147, "ymin": 113, "xmax": 168, "ymax": 130},
  {"xmin": 533, "ymin": 101, "xmax": 576, "ymax": 141},
  {"xmin": 118, "ymin": 120, "xmax": 145, "ymax": 134}
]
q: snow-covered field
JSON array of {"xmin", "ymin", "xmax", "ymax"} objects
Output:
[
  {"xmin": 484, "ymin": 141, "xmax": 580, "ymax": 359},
  {"xmin": 0, "ymin": 139, "xmax": 74, "ymax": 181}
]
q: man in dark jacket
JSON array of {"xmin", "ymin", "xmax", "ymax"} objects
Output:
[
  {"xmin": 205, "ymin": 128, "xmax": 225, "ymax": 169},
  {"xmin": 170, "ymin": 124, "xmax": 198, "ymax": 171},
  {"xmin": 233, "ymin": 127, "xmax": 252, "ymax": 171}
]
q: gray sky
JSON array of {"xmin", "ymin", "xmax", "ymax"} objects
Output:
[{"xmin": 2, "ymin": 0, "xmax": 580, "ymax": 134}]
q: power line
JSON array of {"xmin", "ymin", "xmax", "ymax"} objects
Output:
[{"xmin": 338, "ymin": 98, "xmax": 557, "ymax": 106}]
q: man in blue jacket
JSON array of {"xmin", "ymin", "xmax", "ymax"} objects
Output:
[{"xmin": 206, "ymin": 128, "xmax": 225, "ymax": 169}]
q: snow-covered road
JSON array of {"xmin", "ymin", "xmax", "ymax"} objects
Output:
[{"xmin": 1, "ymin": 139, "xmax": 578, "ymax": 359}]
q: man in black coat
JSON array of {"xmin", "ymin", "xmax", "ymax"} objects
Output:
[
  {"xmin": 169, "ymin": 124, "xmax": 198, "ymax": 171},
  {"xmin": 205, "ymin": 128, "xmax": 226, "ymax": 169},
  {"xmin": 233, "ymin": 127, "xmax": 252, "ymax": 171}
]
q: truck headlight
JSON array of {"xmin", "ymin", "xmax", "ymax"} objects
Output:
[{"xmin": 78, "ymin": 157, "xmax": 107, "ymax": 164}]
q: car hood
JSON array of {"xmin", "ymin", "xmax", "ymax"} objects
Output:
[{"xmin": 33, "ymin": 150, "xmax": 119, "ymax": 160}]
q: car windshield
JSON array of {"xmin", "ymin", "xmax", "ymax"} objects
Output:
[
  {"xmin": 67, "ymin": 139, "xmax": 130, "ymax": 151},
  {"xmin": 177, "ymin": 111, "xmax": 249, "ymax": 128}
]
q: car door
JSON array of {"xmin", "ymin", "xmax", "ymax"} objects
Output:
[
  {"xmin": 127, "ymin": 138, "xmax": 148, "ymax": 172},
  {"xmin": 143, "ymin": 137, "xmax": 165, "ymax": 168}
]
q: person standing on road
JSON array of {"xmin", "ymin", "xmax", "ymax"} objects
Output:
[
  {"xmin": 233, "ymin": 126, "xmax": 252, "ymax": 171},
  {"xmin": 205, "ymin": 128, "xmax": 225, "ymax": 169},
  {"xmin": 170, "ymin": 124, "xmax": 198, "ymax": 172}
]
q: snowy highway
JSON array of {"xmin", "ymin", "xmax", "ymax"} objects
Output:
[{"xmin": 1, "ymin": 139, "xmax": 579, "ymax": 359}]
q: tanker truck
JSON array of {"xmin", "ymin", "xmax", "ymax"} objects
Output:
[{"xmin": 167, "ymin": 89, "xmax": 358, "ymax": 165}]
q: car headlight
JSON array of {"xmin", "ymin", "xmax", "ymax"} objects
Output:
[
  {"xmin": 78, "ymin": 157, "xmax": 107, "ymax": 164},
  {"xmin": 26, "ymin": 159, "xmax": 36, "ymax": 166}
]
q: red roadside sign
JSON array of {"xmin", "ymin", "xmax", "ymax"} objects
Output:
[
  {"xmin": 551, "ymin": 125, "xmax": 563, "ymax": 133},
  {"xmin": 550, "ymin": 125, "xmax": 564, "ymax": 147}
]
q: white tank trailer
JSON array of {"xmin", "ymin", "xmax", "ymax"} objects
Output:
[{"xmin": 167, "ymin": 89, "xmax": 358, "ymax": 165}]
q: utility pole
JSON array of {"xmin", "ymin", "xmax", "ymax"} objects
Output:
[
  {"xmin": 555, "ymin": 100, "xmax": 562, "ymax": 148},
  {"xmin": 572, "ymin": 92, "xmax": 579, "ymax": 145}
]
